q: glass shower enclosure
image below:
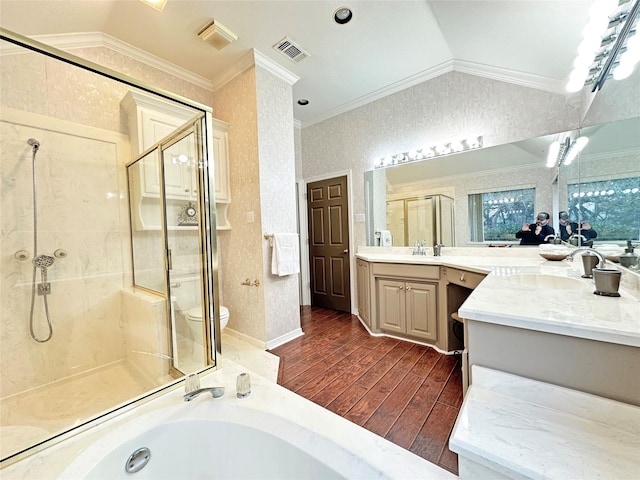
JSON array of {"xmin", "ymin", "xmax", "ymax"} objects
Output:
[{"xmin": 0, "ymin": 31, "xmax": 220, "ymax": 463}]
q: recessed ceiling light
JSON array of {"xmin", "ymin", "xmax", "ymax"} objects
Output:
[
  {"xmin": 333, "ymin": 7, "xmax": 353, "ymax": 25},
  {"xmin": 140, "ymin": 0, "xmax": 167, "ymax": 12},
  {"xmin": 297, "ymin": 99, "xmax": 309, "ymax": 106}
]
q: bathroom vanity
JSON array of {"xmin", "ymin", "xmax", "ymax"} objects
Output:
[
  {"xmin": 355, "ymin": 247, "xmax": 640, "ymax": 405},
  {"xmin": 355, "ymin": 255, "xmax": 484, "ymax": 352}
]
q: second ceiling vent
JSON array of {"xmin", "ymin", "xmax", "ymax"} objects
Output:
[{"xmin": 273, "ymin": 37, "xmax": 310, "ymax": 63}]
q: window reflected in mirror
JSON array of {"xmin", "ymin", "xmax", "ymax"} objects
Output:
[
  {"xmin": 469, "ymin": 188, "xmax": 535, "ymax": 242},
  {"xmin": 568, "ymin": 177, "xmax": 640, "ymax": 241}
]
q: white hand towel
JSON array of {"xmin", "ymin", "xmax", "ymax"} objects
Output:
[
  {"xmin": 379, "ymin": 230, "xmax": 393, "ymax": 246},
  {"xmin": 271, "ymin": 233, "xmax": 300, "ymax": 276}
]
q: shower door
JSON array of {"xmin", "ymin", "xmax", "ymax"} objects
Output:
[{"xmin": 127, "ymin": 116, "xmax": 215, "ymax": 376}]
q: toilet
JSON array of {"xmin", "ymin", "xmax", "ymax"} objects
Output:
[{"xmin": 184, "ymin": 305, "xmax": 229, "ymax": 340}]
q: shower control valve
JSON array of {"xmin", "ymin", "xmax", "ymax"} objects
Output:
[{"xmin": 15, "ymin": 250, "xmax": 31, "ymax": 261}]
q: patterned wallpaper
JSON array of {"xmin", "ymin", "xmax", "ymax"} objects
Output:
[
  {"xmin": 299, "ymin": 70, "xmax": 638, "ymax": 248},
  {"xmin": 255, "ymin": 65, "xmax": 300, "ymax": 343},
  {"xmin": 212, "ymin": 67, "xmax": 267, "ymax": 343}
]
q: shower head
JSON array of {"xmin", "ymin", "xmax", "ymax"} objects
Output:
[
  {"xmin": 27, "ymin": 138, "xmax": 40, "ymax": 152},
  {"xmin": 33, "ymin": 254, "xmax": 55, "ymax": 268}
]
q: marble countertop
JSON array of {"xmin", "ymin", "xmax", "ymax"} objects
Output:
[
  {"xmin": 356, "ymin": 247, "xmax": 640, "ymax": 347},
  {"xmin": 2, "ymin": 363, "xmax": 455, "ymax": 480},
  {"xmin": 450, "ymin": 365, "xmax": 640, "ymax": 479}
]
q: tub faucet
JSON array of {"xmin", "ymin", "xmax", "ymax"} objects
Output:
[
  {"xmin": 183, "ymin": 373, "xmax": 225, "ymax": 402},
  {"xmin": 567, "ymin": 247, "xmax": 606, "ymax": 269},
  {"xmin": 183, "ymin": 387, "xmax": 225, "ymax": 402}
]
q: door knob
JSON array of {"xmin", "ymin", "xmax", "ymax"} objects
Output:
[{"xmin": 343, "ymin": 249, "xmax": 348, "ymax": 254}]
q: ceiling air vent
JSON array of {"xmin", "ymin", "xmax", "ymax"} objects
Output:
[{"xmin": 273, "ymin": 37, "xmax": 309, "ymax": 63}]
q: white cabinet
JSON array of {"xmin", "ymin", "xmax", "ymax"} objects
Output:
[
  {"xmin": 212, "ymin": 119, "xmax": 230, "ymax": 203},
  {"xmin": 121, "ymin": 90, "xmax": 231, "ymax": 230}
]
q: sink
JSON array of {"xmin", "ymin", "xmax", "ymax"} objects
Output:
[{"xmin": 507, "ymin": 274, "xmax": 585, "ymax": 290}]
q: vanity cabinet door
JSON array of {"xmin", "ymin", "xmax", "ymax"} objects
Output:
[
  {"xmin": 356, "ymin": 259, "xmax": 371, "ymax": 327},
  {"xmin": 377, "ymin": 279, "xmax": 406, "ymax": 334},
  {"xmin": 406, "ymin": 282, "xmax": 437, "ymax": 341}
]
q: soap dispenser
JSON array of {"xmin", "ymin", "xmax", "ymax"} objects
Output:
[{"xmin": 619, "ymin": 240, "xmax": 638, "ymax": 268}]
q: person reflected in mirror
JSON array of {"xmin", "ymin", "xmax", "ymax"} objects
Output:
[
  {"xmin": 558, "ymin": 211, "xmax": 578, "ymax": 241},
  {"xmin": 515, "ymin": 212, "xmax": 555, "ymax": 245},
  {"xmin": 559, "ymin": 211, "xmax": 598, "ymax": 246},
  {"xmin": 577, "ymin": 220, "xmax": 598, "ymax": 247}
]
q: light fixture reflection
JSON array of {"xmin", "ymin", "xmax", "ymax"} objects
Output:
[{"xmin": 375, "ymin": 136, "xmax": 483, "ymax": 169}]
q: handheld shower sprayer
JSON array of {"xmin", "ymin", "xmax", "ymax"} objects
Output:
[
  {"xmin": 33, "ymin": 254, "xmax": 55, "ymax": 269},
  {"xmin": 28, "ymin": 138, "xmax": 40, "ymax": 152}
]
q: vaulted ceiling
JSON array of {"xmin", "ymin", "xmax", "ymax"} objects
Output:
[{"xmin": 0, "ymin": 0, "xmax": 592, "ymax": 126}]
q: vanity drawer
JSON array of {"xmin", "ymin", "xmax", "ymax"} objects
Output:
[
  {"xmin": 445, "ymin": 267, "xmax": 486, "ymax": 289},
  {"xmin": 371, "ymin": 263, "xmax": 440, "ymax": 280}
]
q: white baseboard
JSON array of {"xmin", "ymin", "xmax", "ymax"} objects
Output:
[
  {"xmin": 222, "ymin": 328, "xmax": 266, "ymax": 350},
  {"xmin": 266, "ymin": 328, "xmax": 305, "ymax": 350}
]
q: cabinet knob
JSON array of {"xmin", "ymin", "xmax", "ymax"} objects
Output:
[
  {"xmin": 460, "ymin": 273, "xmax": 466, "ymax": 282},
  {"xmin": 185, "ymin": 188, "xmax": 190, "ymax": 192},
  {"xmin": 406, "ymin": 285, "xmax": 411, "ymax": 291}
]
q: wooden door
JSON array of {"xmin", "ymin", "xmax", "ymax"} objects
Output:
[{"xmin": 307, "ymin": 176, "xmax": 351, "ymax": 312}]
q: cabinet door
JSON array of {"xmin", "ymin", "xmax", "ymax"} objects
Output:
[
  {"xmin": 377, "ymin": 279, "xmax": 405, "ymax": 334},
  {"xmin": 213, "ymin": 123, "xmax": 230, "ymax": 202},
  {"xmin": 140, "ymin": 109, "xmax": 193, "ymax": 199},
  {"xmin": 356, "ymin": 260, "xmax": 371, "ymax": 327},
  {"xmin": 406, "ymin": 281, "xmax": 437, "ymax": 341}
]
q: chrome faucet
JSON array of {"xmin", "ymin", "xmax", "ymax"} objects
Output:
[
  {"xmin": 412, "ymin": 240, "xmax": 427, "ymax": 256},
  {"xmin": 543, "ymin": 234, "xmax": 561, "ymax": 244},
  {"xmin": 183, "ymin": 373, "xmax": 225, "ymax": 402},
  {"xmin": 567, "ymin": 247, "xmax": 606, "ymax": 269},
  {"xmin": 184, "ymin": 387, "xmax": 225, "ymax": 402},
  {"xmin": 568, "ymin": 234, "xmax": 588, "ymax": 246}
]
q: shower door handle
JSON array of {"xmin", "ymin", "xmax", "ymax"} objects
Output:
[{"xmin": 167, "ymin": 249, "xmax": 173, "ymax": 270}]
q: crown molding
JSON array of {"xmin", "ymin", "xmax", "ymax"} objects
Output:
[
  {"xmin": 301, "ymin": 60, "xmax": 455, "ymax": 128},
  {"xmin": 210, "ymin": 49, "xmax": 256, "ymax": 92},
  {"xmin": 300, "ymin": 58, "xmax": 569, "ymax": 129},
  {"xmin": 452, "ymin": 59, "xmax": 566, "ymax": 95},
  {"xmin": 22, "ymin": 32, "xmax": 215, "ymax": 91},
  {"xmin": 211, "ymin": 49, "xmax": 299, "ymax": 92},
  {"xmin": 253, "ymin": 49, "xmax": 299, "ymax": 86}
]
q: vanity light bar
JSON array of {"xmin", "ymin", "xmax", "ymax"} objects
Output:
[
  {"xmin": 547, "ymin": 136, "xmax": 589, "ymax": 168},
  {"xmin": 375, "ymin": 136, "xmax": 483, "ymax": 169},
  {"xmin": 567, "ymin": 0, "xmax": 640, "ymax": 92}
]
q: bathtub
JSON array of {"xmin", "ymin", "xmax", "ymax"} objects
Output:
[
  {"xmin": 59, "ymin": 403, "xmax": 380, "ymax": 479},
  {"xmin": 4, "ymin": 363, "xmax": 455, "ymax": 479}
]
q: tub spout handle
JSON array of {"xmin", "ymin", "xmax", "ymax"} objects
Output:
[{"xmin": 183, "ymin": 387, "xmax": 225, "ymax": 402}]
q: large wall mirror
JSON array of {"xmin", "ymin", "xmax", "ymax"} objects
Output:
[{"xmin": 365, "ymin": 114, "xmax": 639, "ymax": 247}]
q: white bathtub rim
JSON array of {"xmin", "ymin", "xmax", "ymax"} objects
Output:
[{"xmin": 58, "ymin": 402, "xmax": 385, "ymax": 479}]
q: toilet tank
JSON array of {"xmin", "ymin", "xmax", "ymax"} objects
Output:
[{"xmin": 170, "ymin": 275, "xmax": 202, "ymax": 313}]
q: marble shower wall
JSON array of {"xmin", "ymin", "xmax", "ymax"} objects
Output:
[
  {"xmin": 0, "ymin": 117, "xmax": 130, "ymax": 398},
  {"xmin": 0, "ymin": 43, "xmax": 215, "ymax": 397}
]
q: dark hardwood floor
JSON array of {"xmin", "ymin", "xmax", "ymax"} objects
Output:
[{"xmin": 269, "ymin": 306, "xmax": 462, "ymax": 475}]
